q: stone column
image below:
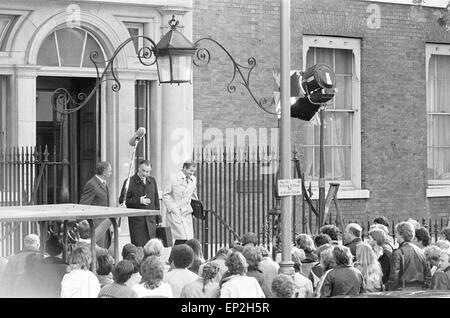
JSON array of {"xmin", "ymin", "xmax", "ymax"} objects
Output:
[{"xmin": 9, "ymin": 66, "xmax": 40, "ymax": 148}]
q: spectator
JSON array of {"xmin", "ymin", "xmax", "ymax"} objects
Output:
[
  {"xmin": 430, "ymin": 249, "xmax": 450, "ymax": 290},
  {"xmin": 242, "ymin": 246, "xmax": 264, "ymax": 287},
  {"xmin": 291, "ymin": 248, "xmax": 313, "ymax": 298},
  {"xmin": 98, "ymin": 260, "xmax": 138, "ymax": 298},
  {"xmin": 370, "ymin": 223, "xmax": 396, "ymax": 249},
  {"xmin": 295, "ymin": 234, "xmax": 318, "ymax": 279},
  {"xmin": 61, "ymin": 245, "xmax": 100, "ymax": 298},
  {"xmin": 320, "ymin": 245, "xmax": 365, "ymax": 297},
  {"xmin": 424, "ymin": 245, "xmax": 442, "ymax": 277},
  {"xmin": 386, "ymin": 221, "xmax": 431, "ymax": 291},
  {"xmin": 354, "ymin": 242, "xmax": 383, "ymax": 292},
  {"xmin": 164, "ymin": 244, "xmax": 199, "ymax": 297},
  {"xmin": 219, "ymin": 251, "xmax": 265, "ymax": 298},
  {"xmin": 133, "ymin": 256, "xmax": 172, "ymax": 297},
  {"xmin": 143, "ymin": 238, "xmax": 164, "ymax": 259},
  {"xmin": 96, "ymin": 254, "xmax": 114, "ymax": 287},
  {"xmin": 180, "ymin": 261, "xmax": 220, "ymax": 298},
  {"xmin": 435, "ymin": 240, "xmax": 450, "ymax": 255},
  {"xmin": 313, "ymin": 234, "xmax": 331, "ymax": 249},
  {"xmin": 314, "ymin": 245, "xmax": 336, "ymax": 298},
  {"xmin": 1, "ymin": 234, "xmax": 40, "ymax": 297},
  {"xmin": 186, "ymin": 238, "xmax": 205, "ymax": 275},
  {"xmin": 440, "ymin": 227, "xmax": 450, "ymax": 243},
  {"xmin": 414, "ymin": 227, "xmax": 431, "ymax": 249},
  {"xmin": 15, "ymin": 253, "xmax": 44, "ymax": 297},
  {"xmin": 407, "ymin": 218, "xmax": 422, "ymax": 230},
  {"xmin": 309, "ymin": 243, "xmax": 333, "ymax": 289},
  {"xmin": 26, "ymin": 235, "xmax": 69, "ymax": 298},
  {"xmin": 75, "ymin": 220, "xmax": 109, "ymax": 257},
  {"xmin": 319, "ymin": 224, "xmax": 341, "ymax": 244},
  {"xmin": 121, "ymin": 243, "xmax": 138, "ymax": 259},
  {"xmin": 241, "ymin": 232, "xmax": 258, "ymax": 247},
  {"xmin": 257, "ymin": 246, "xmax": 279, "ymax": 298},
  {"xmin": 343, "ymin": 223, "xmax": 363, "ymax": 258},
  {"xmin": 210, "ymin": 247, "xmax": 231, "ymax": 284},
  {"xmin": 124, "ymin": 252, "xmax": 142, "ymax": 289},
  {"xmin": 271, "ymin": 274, "xmax": 295, "ymax": 298},
  {"xmin": 373, "ymin": 216, "xmax": 390, "ymax": 229},
  {"xmin": 368, "ymin": 228, "xmax": 391, "ymax": 286}
]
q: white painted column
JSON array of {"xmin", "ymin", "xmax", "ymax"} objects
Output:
[
  {"xmin": 9, "ymin": 66, "xmax": 39, "ymax": 148},
  {"xmin": 104, "ymin": 71, "xmax": 136, "ymax": 208}
]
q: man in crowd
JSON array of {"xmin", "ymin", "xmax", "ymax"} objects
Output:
[{"xmin": 343, "ymin": 223, "xmax": 363, "ymax": 257}]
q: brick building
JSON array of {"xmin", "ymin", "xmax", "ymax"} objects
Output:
[{"xmin": 192, "ymin": 0, "xmax": 450, "ymax": 224}]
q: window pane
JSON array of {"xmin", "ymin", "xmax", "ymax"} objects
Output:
[
  {"xmin": 306, "ymin": 49, "xmax": 314, "ymax": 68},
  {"xmin": 315, "ymin": 48, "xmax": 333, "ymax": 67},
  {"xmin": 82, "ymin": 34, "xmax": 105, "ymax": 68},
  {"xmin": 433, "ymin": 115, "xmax": 450, "ymax": 146},
  {"xmin": 436, "ymin": 80, "xmax": 450, "ymax": 113},
  {"xmin": 335, "ymin": 49, "xmax": 352, "ymax": 75},
  {"xmin": 304, "ymin": 146, "xmax": 315, "ymax": 180},
  {"xmin": 433, "ymin": 148, "xmax": 450, "ymax": 179},
  {"xmin": 333, "ymin": 146, "xmax": 352, "ymax": 180},
  {"xmin": 127, "ymin": 27, "xmax": 139, "ymax": 54},
  {"xmin": 56, "ymin": 28, "xmax": 85, "ymax": 67},
  {"xmin": 436, "ymin": 55, "xmax": 450, "ymax": 80},
  {"xmin": 37, "ymin": 33, "xmax": 59, "ymax": 66},
  {"xmin": 335, "ymin": 75, "xmax": 352, "ymax": 109},
  {"xmin": 0, "ymin": 16, "xmax": 12, "ymax": 49}
]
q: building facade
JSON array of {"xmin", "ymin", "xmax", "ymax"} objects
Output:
[
  {"xmin": 0, "ymin": 0, "xmax": 195, "ymax": 210},
  {"xmin": 193, "ymin": 0, "xmax": 450, "ymax": 223}
]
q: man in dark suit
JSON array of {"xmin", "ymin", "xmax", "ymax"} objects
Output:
[
  {"xmin": 79, "ymin": 161, "xmax": 112, "ymax": 248},
  {"xmin": 119, "ymin": 160, "xmax": 161, "ymax": 247}
]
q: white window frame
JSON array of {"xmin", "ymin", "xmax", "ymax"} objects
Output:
[
  {"xmin": 426, "ymin": 43, "xmax": 450, "ymax": 197},
  {"xmin": 302, "ymin": 36, "xmax": 367, "ymax": 199}
]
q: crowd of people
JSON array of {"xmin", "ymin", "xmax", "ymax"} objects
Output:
[{"xmin": 1, "ymin": 215, "xmax": 450, "ymax": 298}]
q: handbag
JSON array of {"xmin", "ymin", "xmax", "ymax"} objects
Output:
[
  {"xmin": 156, "ymin": 226, "xmax": 173, "ymax": 247},
  {"xmin": 191, "ymin": 199, "xmax": 205, "ymax": 220}
]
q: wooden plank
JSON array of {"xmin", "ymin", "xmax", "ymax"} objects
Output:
[{"xmin": 0, "ymin": 204, "xmax": 160, "ymax": 222}]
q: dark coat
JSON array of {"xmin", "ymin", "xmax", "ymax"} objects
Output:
[
  {"xmin": 27, "ymin": 257, "xmax": 69, "ymax": 298},
  {"xmin": 386, "ymin": 241, "xmax": 431, "ymax": 291},
  {"xmin": 320, "ymin": 265, "xmax": 366, "ymax": 297},
  {"xmin": 119, "ymin": 174, "xmax": 161, "ymax": 247},
  {"xmin": 345, "ymin": 237, "xmax": 362, "ymax": 257},
  {"xmin": 79, "ymin": 175, "xmax": 111, "ymax": 248}
]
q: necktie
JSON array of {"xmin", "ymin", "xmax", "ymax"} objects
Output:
[{"xmin": 142, "ymin": 177, "xmax": 146, "ymax": 185}]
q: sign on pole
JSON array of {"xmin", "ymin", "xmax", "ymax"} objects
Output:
[{"xmin": 277, "ymin": 179, "xmax": 302, "ymax": 196}]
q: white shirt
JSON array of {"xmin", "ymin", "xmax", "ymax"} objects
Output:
[
  {"xmin": 61, "ymin": 269, "xmax": 101, "ymax": 298},
  {"xmin": 132, "ymin": 282, "xmax": 173, "ymax": 298},
  {"xmin": 220, "ymin": 275, "xmax": 266, "ymax": 298},
  {"xmin": 95, "ymin": 175, "xmax": 106, "ymax": 185},
  {"xmin": 164, "ymin": 268, "xmax": 199, "ymax": 298}
]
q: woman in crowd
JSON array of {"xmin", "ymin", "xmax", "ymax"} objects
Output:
[
  {"xmin": 354, "ymin": 242, "xmax": 383, "ymax": 292},
  {"xmin": 61, "ymin": 245, "xmax": 100, "ymax": 298},
  {"xmin": 219, "ymin": 251, "xmax": 265, "ymax": 298},
  {"xmin": 96, "ymin": 254, "xmax": 114, "ymax": 288},
  {"xmin": 295, "ymin": 234, "xmax": 318, "ymax": 279},
  {"xmin": 367, "ymin": 228, "xmax": 391, "ymax": 286},
  {"xmin": 271, "ymin": 274, "xmax": 295, "ymax": 298},
  {"xmin": 242, "ymin": 246, "xmax": 264, "ymax": 287},
  {"xmin": 320, "ymin": 245, "xmax": 365, "ymax": 297},
  {"xmin": 133, "ymin": 256, "xmax": 173, "ymax": 297},
  {"xmin": 98, "ymin": 260, "xmax": 138, "ymax": 298},
  {"xmin": 314, "ymin": 244, "xmax": 335, "ymax": 298},
  {"xmin": 424, "ymin": 245, "xmax": 443, "ymax": 277},
  {"xmin": 180, "ymin": 261, "xmax": 220, "ymax": 298},
  {"xmin": 291, "ymin": 247, "xmax": 313, "ymax": 298},
  {"xmin": 124, "ymin": 252, "xmax": 142, "ymax": 289},
  {"xmin": 143, "ymin": 238, "xmax": 164, "ymax": 259},
  {"xmin": 211, "ymin": 247, "xmax": 231, "ymax": 283},
  {"xmin": 430, "ymin": 248, "xmax": 450, "ymax": 290},
  {"xmin": 186, "ymin": 238, "xmax": 205, "ymax": 275}
]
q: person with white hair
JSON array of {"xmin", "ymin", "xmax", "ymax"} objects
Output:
[
  {"xmin": 0, "ymin": 234, "xmax": 40, "ymax": 297},
  {"xmin": 343, "ymin": 223, "xmax": 363, "ymax": 258}
]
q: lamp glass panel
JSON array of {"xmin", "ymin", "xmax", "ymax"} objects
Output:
[
  {"xmin": 157, "ymin": 55, "xmax": 172, "ymax": 82},
  {"xmin": 171, "ymin": 55, "xmax": 192, "ymax": 82}
]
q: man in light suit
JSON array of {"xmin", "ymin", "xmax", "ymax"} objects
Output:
[
  {"xmin": 79, "ymin": 161, "xmax": 112, "ymax": 248},
  {"xmin": 162, "ymin": 160, "xmax": 198, "ymax": 245}
]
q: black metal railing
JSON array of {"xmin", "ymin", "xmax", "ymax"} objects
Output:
[{"xmin": 0, "ymin": 145, "xmax": 68, "ymax": 256}]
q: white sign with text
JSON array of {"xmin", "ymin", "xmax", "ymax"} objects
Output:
[{"xmin": 277, "ymin": 179, "xmax": 302, "ymax": 196}]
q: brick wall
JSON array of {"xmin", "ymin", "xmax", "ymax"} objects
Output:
[{"xmin": 193, "ymin": 0, "xmax": 450, "ymax": 223}]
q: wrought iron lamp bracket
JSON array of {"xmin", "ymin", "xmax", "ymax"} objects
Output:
[{"xmin": 193, "ymin": 37, "xmax": 277, "ymax": 116}]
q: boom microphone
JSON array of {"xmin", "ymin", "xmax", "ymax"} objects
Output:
[{"xmin": 128, "ymin": 127, "xmax": 146, "ymax": 146}]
